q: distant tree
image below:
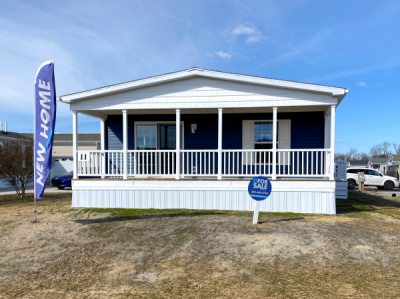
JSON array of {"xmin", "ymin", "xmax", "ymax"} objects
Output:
[
  {"xmin": 370, "ymin": 144, "xmax": 383, "ymax": 157},
  {"xmin": 359, "ymin": 152, "xmax": 370, "ymax": 160},
  {"xmin": 334, "ymin": 152, "xmax": 347, "ymax": 160},
  {"xmin": 393, "ymin": 143, "xmax": 400, "ymax": 155},
  {"xmin": 382, "ymin": 142, "xmax": 391, "ymax": 157},
  {"xmin": 347, "ymin": 148, "xmax": 357, "ymax": 160},
  {"xmin": 0, "ymin": 139, "xmax": 34, "ymax": 198},
  {"xmin": 370, "ymin": 142, "xmax": 392, "ymax": 158}
]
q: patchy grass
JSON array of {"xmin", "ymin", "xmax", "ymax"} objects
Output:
[
  {"xmin": 1, "ymin": 190, "xmax": 400, "ymax": 298},
  {"xmin": 337, "ymin": 192, "xmax": 400, "ymax": 219}
]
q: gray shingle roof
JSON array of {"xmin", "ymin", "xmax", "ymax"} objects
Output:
[
  {"xmin": 370, "ymin": 158, "xmax": 389, "ymax": 164},
  {"xmin": 349, "ymin": 160, "xmax": 369, "ymax": 166},
  {"xmin": 21, "ymin": 133, "xmax": 100, "ymax": 141},
  {"xmin": 392, "ymin": 155, "xmax": 400, "ymax": 162},
  {"xmin": 0, "ymin": 131, "xmax": 32, "ymax": 140}
]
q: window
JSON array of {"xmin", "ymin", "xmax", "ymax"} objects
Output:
[
  {"xmin": 347, "ymin": 169, "xmax": 357, "ymax": 173},
  {"xmin": 365, "ymin": 169, "xmax": 380, "ymax": 176},
  {"xmin": 159, "ymin": 125, "xmax": 176, "ymax": 150},
  {"xmin": 254, "ymin": 122, "xmax": 278, "ymax": 150},
  {"xmin": 242, "ymin": 119, "xmax": 291, "ymax": 164},
  {"xmin": 135, "ymin": 122, "xmax": 183, "ymax": 150},
  {"xmin": 136, "ymin": 125, "xmax": 157, "ymax": 150}
]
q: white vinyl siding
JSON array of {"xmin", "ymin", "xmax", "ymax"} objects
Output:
[{"xmin": 71, "ymin": 77, "xmax": 338, "ymax": 111}]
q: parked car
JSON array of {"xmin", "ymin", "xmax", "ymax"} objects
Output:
[
  {"xmin": 51, "ymin": 171, "xmax": 72, "ymax": 189},
  {"xmin": 347, "ymin": 168, "xmax": 399, "ymax": 190}
]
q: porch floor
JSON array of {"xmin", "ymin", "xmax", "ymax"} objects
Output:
[{"xmin": 74, "ymin": 177, "xmax": 336, "ymax": 182}]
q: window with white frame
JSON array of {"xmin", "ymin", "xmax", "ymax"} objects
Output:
[
  {"xmin": 254, "ymin": 121, "xmax": 278, "ymax": 150},
  {"xmin": 135, "ymin": 122, "xmax": 183, "ymax": 150},
  {"xmin": 242, "ymin": 119, "xmax": 291, "ymax": 164}
]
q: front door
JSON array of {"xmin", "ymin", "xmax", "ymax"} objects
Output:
[{"xmin": 135, "ymin": 123, "xmax": 182, "ymax": 176}]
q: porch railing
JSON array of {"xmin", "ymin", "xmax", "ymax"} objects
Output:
[
  {"xmin": 181, "ymin": 150, "xmax": 218, "ymax": 176},
  {"xmin": 76, "ymin": 149, "xmax": 333, "ymax": 179},
  {"xmin": 130, "ymin": 150, "xmax": 176, "ymax": 176},
  {"xmin": 222, "ymin": 150, "xmax": 274, "ymax": 176}
]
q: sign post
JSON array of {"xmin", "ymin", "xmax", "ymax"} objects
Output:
[
  {"xmin": 34, "ymin": 61, "xmax": 56, "ymax": 223},
  {"xmin": 248, "ymin": 176, "xmax": 272, "ymax": 225},
  {"xmin": 358, "ymin": 171, "xmax": 365, "ymax": 192}
]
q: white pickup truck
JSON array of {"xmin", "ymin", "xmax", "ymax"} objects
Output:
[{"xmin": 347, "ymin": 168, "xmax": 399, "ymax": 190}]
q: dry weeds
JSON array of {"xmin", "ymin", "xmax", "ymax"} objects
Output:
[{"xmin": 1, "ymin": 190, "xmax": 400, "ymax": 298}]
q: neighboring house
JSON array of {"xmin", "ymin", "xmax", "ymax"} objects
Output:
[
  {"xmin": 368, "ymin": 157, "xmax": 390, "ymax": 171},
  {"xmin": 386, "ymin": 162, "xmax": 400, "ymax": 180},
  {"xmin": 58, "ymin": 67, "xmax": 349, "ymax": 214},
  {"xmin": 22, "ymin": 133, "xmax": 100, "ymax": 179},
  {"xmin": 0, "ymin": 130, "xmax": 32, "ymax": 188},
  {"xmin": 0, "ymin": 130, "xmax": 32, "ymax": 145},
  {"xmin": 348, "ymin": 160, "xmax": 369, "ymax": 168},
  {"xmin": 391, "ymin": 155, "xmax": 400, "ymax": 163},
  {"xmin": 380, "ymin": 155, "xmax": 400, "ymax": 177}
]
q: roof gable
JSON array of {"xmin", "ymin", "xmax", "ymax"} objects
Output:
[
  {"xmin": 66, "ymin": 76, "xmax": 343, "ymax": 113},
  {"xmin": 59, "ymin": 67, "xmax": 348, "ymax": 104}
]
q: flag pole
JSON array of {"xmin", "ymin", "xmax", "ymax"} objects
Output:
[{"xmin": 34, "ymin": 75, "xmax": 37, "ymax": 223}]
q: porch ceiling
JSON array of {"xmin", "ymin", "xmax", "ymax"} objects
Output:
[{"xmin": 77, "ymin": 105, "xmax": 332, "ymax": 119}]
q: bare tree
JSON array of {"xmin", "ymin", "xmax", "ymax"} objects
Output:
[
  {"xmin": 370, "ymin": 144, "xmax": 384, "ymax": 157},
  {"xmin": 359, "ymin": 152, "xmax": 370, "ymax": 160},
  {"xmin": 334, "ymin": 152, "xmax": 347, "ymax": 160},
  {"xmin": 382, "ymin": 141, "xmax": 391, "ymax": 157},
  {"xmin": 0, "ymin": 139, "xmax": 34, "ymax": 198},
  {"xmin": 347, "ymin": 148, "xmax": 358, "ymax": 160},
  {"xmin": 393, "ymin": 143, "xmax": 400, "ymax": 155}
]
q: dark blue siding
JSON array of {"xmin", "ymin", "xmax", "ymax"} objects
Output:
[
  {"xmin": 183, "ymin": 114, "xmax": 218, "ymax": 149},
  {"xmin": 106, "ymin": 115, "xmax": 123, "ymax": 150},
  {"xmin": 223, "ymin": 112, "xmax": 325, "ymax": 149},
  {"xmin": 290, "ymin": 112, "xmax": 324, "ymax": 149},
  {"xmin": 105, "ymin": 112, "xmax": 325, "ymax": 150}
]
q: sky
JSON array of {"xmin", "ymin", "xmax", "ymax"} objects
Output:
[{"xmin": 0, "ymin": 0, "xmax": 399, "ymax": 154}]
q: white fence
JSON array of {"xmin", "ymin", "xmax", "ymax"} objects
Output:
[
  {"xmin": 77, "ymin": 149, "xmax": 334, "ymax": 179},
  {"xmin": 334, "ymin": 158, "xmax": 347, "ymax": 181}
]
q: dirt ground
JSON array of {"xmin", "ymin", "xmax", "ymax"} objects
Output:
[{"xmin": 1, "ymin": 189, "xmax": 400, "ymax": 298}]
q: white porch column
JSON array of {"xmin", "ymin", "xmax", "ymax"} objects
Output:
[
  {"xmin": 100, "ymin": 118, "xmax": 106, "ymax": 178},
  {"xmin": 72, "ymin": 111, "xmax": 78, "ymax": 180},
  {"xmin": 175, "ymin": 109, "xmax": 181, "ymax": 180},
  {"xmin": 272, "ymin": 107, "xmax": 278, "ymax": 180},
  {"xmin": 330, "ymin": 105, "xmax": 336, "ymax": 180},
  {"xmin": 218, "ymin": 108, "xmax": 223, "ymax": 180},
  {"xmin": 122, "ymin": 110, "xmax": 128, "ymax": 180}
]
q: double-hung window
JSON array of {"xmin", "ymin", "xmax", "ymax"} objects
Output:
[
  {"xmin": 254, "ymin": 121, "xmax": 278, "ymax": 150},
  {"xmin": 242, "ymin": 119, "xmax": 291, "ymax": 164}
]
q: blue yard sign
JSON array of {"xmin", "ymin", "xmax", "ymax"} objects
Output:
[
  {"xmin": 248, "ymin": 176, "xmax": 272, "ymax": 224},
  {"xmin": 248, "ymin": 176, "xmax": 272, "ymax": 201},
  {"xmin": 34, "ymin": 61, "xmax": 56, "ymax": 222}
]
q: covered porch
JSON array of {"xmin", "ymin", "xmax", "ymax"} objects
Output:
[
  {"xmin": 72, "ymin": 106, "xmax": 341, "ymax": 181},
  {"xmin": 59, "ymin": 68, "xmax": 348, "ymax": 213}
]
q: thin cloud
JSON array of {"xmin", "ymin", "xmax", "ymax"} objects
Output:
[
  {"xmin": 310, "ymin": 61, "xmax": 400, "ymax": 83},
  {"xmin": 215, "ymin": 51, "xmax": 232, "ymax": 60},
  {"xmin": 357, "ymin": 82, "xmax": 367, "ymax": 87},
  {"xmin": 231, "ymin": 24, "xmax": 264, "ymax": 44}
]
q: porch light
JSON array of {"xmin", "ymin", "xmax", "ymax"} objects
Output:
[{"xmin": 191, "ymin": 124, "xmax": 197, "ymax": 134}]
